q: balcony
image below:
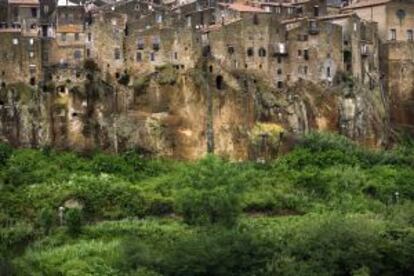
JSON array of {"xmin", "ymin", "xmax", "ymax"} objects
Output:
[
  {"xmin": 361, "ymin": 45, "xmax": 369, "ymax": 57},
  {"xmin": 308, "ymin": 21, "xmax": 319, "ymax": 35},
  {"xmin": 21, "ymin": 18, "xmax": 40, "ymax": 36},
  {"xmin": 273, "ymin": 43, "xmax": 288, "ymax": 56}
]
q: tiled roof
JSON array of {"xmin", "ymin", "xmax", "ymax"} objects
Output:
[
  {"xmin": 57, "ymin": 25, "xmax": 84, "ymax": 33},
  {"xmin": 8, "ymin": 0, "xmax": 39, "ymax": 5},
  {"xmin": 342, "ymin": 0, "xmax": 391, "ymax": 10},
  {"xmin": 220, "ymin": 3, "xmax": 269, "ymax": 13},
  {"xmin": 318, "ymin": 13, "xmax": 355, "ymax": 21}
]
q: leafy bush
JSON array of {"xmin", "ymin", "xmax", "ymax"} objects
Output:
[
  {"xmin": 37, "ymin": 208, "xmax": 54, "ymax": 235},
  {"xmin": 65, "ymin": 209, "xmax": 83, "ymax": 236},
  {"xmin": 177, "ymin": 156, "xmax": 246, "ymax": 226},
  {"xmin": 0, "ymin": 144, "xmax": 12, "ymax": 167}
]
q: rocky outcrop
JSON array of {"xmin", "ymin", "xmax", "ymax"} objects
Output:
[{"xmin": 0, "ymin": 64, "xmax": 389, "ymax": 160}]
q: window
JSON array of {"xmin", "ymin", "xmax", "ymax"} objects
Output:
[
  {"xmin": 29, "ymin": 38, "xmax": 34, "ymax": 45},
  {"xmin": 304, "ymin": 49, "xmax": 309, "ymax": 60},
  {"xmin": 186, "ymin": 16, "xmax": 192, "ymax": 27},
  {"xmin": 390, "ymin": 29, "xmax": 396, "ymax": 40},
  {"xmin": 277, "ymin": 68, "xmax": 282, "ymax": 75},
  {"xmin": 31, "ymin": 8, "xmax": 37, "ymax": 18},
  {"xmin": 74, "ymin": 33, "xmax": 80, "ymax": 41},
  {"xmin": 114, "ymin": 48, "xmax": 121, "ymax": 60},
  {"xmin": 136, "ymin": 52, "xmax": 142, "ymax": 62},
  {"xmin": 152, "ymin": 36, "xmax": 160, "ymax": 51},
  {"xmin": 298, "ymin": 34, "xmax": 308, "ymax": 41},
  {"xmin": 174, "ymin": 52, "xmax": 178, "ymax": 59},
  {"xmin": 74, "ymin": 50, "xmax": 81, "ymax": 60},
  {"xmin": 43, "ymin": 5, "xmax": 49, "ymax": 13},
  {"xmin": 253, "ymin": 14, "xmax": 259, "ymax": 25},
  {"xmin": 258, "ymin": 48, "xmax": 266, "ymax": 57},
  {"xmin": 29, "ymin": 51, "xmax": 34, "ymax": 58},
  {"xmin": 298, "ymin": 49, "xmax": 302, "ymax": 57},
  {"xmin": 407, "ymin": 30, "xmax": 413, "ymax": 41},
  {"xmin": 277, "ymin": 56, "xmax": 282, "ymax": 64},
  {"xmin": 150, "ymin": 52, "xmax": 155, "ymax": 61},
  {"xmin": 156, "ymin": 14, "xmax": 162, "ymax": 23},
  {"xmin": 61, "ymin": 33, "xmax": 66, "ymax": 42},
  {"xmin": 247, "ymin": 47, "xmax": 254, "ymax": 57},
  {"xmin": 277, "ymin": 81, "xmax": 283, "ymax": 89},
  {"xmin": 227, "ymin": 46, "xmax": 235, "ymax": 55},
  {"xmin": 303, "ymin": 66, "xmax": 308, "ymax": 75},
  {"xmin": 86, "ymin": 48, "xmax": 90, "ymax": 57},
  {"xmin": 327, "ymin": 66, "xmax": 331, "ymax": 78},
  {"xmin": 313, "ymin": 6, "xmax": 319, "ymax": 17},
  {"xmin": 12, "ymin": 38, "xmax": 18, "ymax": 45},
  {"xmin": 88, "ymin": 33, "xmax": 92, "ymax": 42},
  {"xmin": 137, "ymin": 38, "xmax": 144, "ymax": 50},
  {"xmin": 275, "ymin": 7, "xmax": 281, "ymax": 14}
]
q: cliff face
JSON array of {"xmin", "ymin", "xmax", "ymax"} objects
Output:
[{"xmin": 0, "ymin": 65, "xmax": 389, "ymax": 160}]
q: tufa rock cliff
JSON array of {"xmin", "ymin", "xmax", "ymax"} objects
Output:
[{"xmin": 0, "ymin": 62, "xmax": 389, "ymax": 160}]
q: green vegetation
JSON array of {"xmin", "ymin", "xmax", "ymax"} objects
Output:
[{"xmin": 0, "ymin": 133, "xmax": 413, "ymax": 275}]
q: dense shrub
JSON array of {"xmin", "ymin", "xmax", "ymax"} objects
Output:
[
  {"xmin": 37, "ymin": 208, "xmax": 54, "ymax": 235},
  {"xmin": 65, "ymin": 209, "xmax": 83, "ymax": 236},
  {"xmin": 0, "ymin": 144, "xmax": 13, "ymax": 167},
  {"xmin": 2, "ymin": 133, "xmax": 414, "ymax": 275},
  {"xmin": 177, "ymin": 156, "xmax": 246, "ymax": 226}
]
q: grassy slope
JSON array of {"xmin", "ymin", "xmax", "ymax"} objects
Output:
[{"xmin": 0, "ymin": 133, "xmax": 413, "ymax": 275}]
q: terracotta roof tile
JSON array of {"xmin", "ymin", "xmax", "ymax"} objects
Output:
[
  {"xmin": 220, "ymin": 3, "xmax": 269, "ymax": 13},
  {"xmin": 342, "ymin": 0, "xmax": 391, "ymax": 10},
  {"xmin": 8, "ymin": 0, "xmax": 39, "ymax": 5},
  {"xmin": 57, "ymin": 25, "xmax": 84, "ymax": 33}
]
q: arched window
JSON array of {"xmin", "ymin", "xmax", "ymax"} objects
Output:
[
  {"xmin": 258, "ymin": 48, "xmax": 266, "ymax": 57},
  {"xmin": 247, "ymin": 47, "xmax": 254, "ymax": 57}
]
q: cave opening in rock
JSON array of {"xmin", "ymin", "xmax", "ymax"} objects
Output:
[{"xmin": 216, "ymin": 75, "xmax": 224, "ymax": 90}]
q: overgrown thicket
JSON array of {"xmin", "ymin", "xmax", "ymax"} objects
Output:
[{"xmin": 0, "ymin": 133, "xmax": 413, "ymax": 275}]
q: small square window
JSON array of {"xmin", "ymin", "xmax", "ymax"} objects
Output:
[
  {"xmin": 74, "ymin": 50, "xmax": 81, "ymax": 60},
  {"xmin": 136, "ymin": 52, "xmax": 142, "ymax": 62},
  {"xmin": 407, "ymin": 30, "xmax": 413, "ymax": 41},
  {"xmin": 277, "ymin": 81, "xmax": 283, "ymax": 89},
  {"xmin": 390, "ymin": 29, "xmax": 397, "ymax": 40}
]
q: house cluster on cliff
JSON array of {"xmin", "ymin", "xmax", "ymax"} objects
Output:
[{"xmin": 0, "ymin": 0, "xmax": 413, "ymax": 131}]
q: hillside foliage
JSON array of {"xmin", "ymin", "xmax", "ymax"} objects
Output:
[{"xmin": 0, "ymin": 132, "xmax": 413, "ymax": 275}]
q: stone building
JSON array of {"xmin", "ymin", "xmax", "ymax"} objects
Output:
[
  {"xmin": 342, "ymin": 0, "xmax": 414, "ymax": 135},
  {"xmin": 342, "ymin": 0, "xmax": 414, "ymax": 42},
  {"xmin": 45, "ymin": 0, "xmax": 86, "ymax": 91}
]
